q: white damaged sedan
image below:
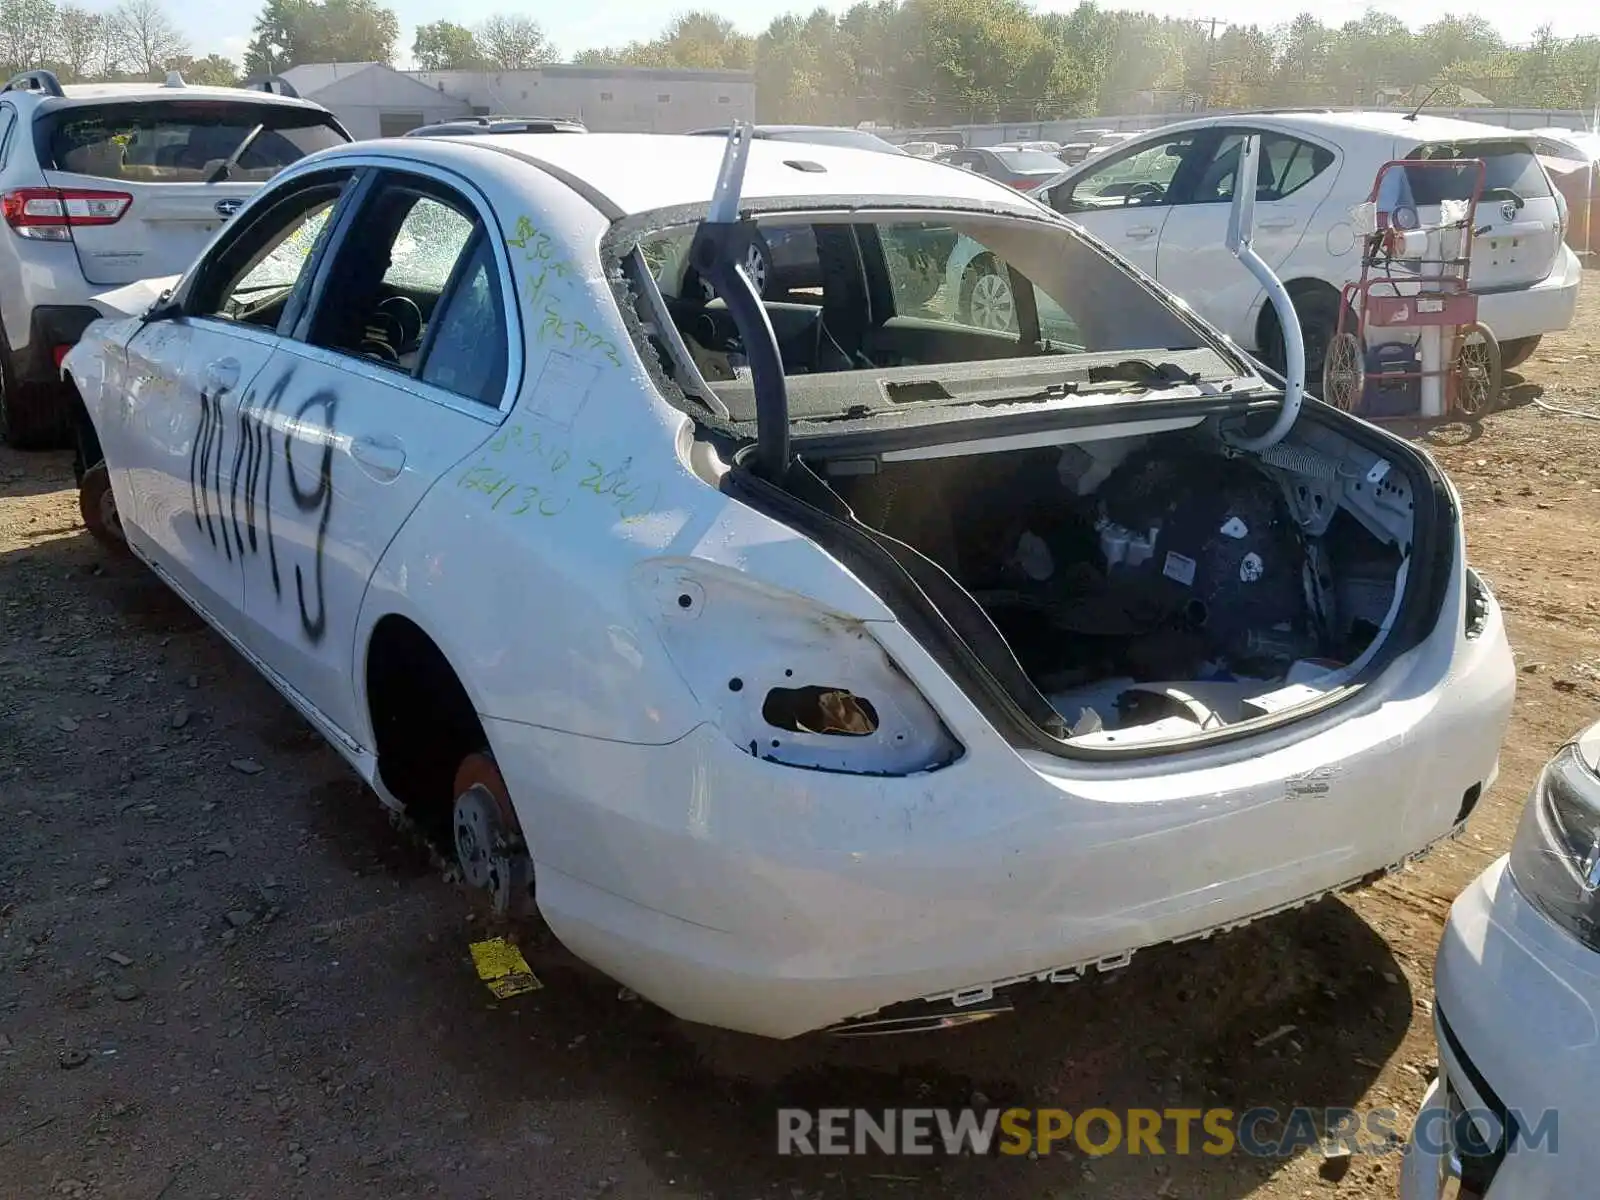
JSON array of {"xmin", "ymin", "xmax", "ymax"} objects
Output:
[{"xmin": 65, "ymin": 127, "xmax": 1514, "ymax": 1038}]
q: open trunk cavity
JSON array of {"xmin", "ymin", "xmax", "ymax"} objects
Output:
[{"xmin": 730, "ymin": 409, "xmax": 1442, "ymax": 755}]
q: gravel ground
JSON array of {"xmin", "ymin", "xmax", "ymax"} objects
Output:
[{"xmin": 5, "ymin": 279, "xmax": 1600, "ymax": 1200}]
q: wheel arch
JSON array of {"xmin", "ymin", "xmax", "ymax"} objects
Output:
[
  {"xmin": 1253, "ymin": 274, "xmax": 1343, "ymax": 355},
  {"xmin": 70, "ymin": 383, "xmax": 101, "ymax": 482},
  {"xmin": 360, "ymin": 611, "xmax": 492, "ymax": 846}
]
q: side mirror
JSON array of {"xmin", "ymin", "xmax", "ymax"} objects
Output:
[{"xmin": 142, "ymin": 292, "xmax": 180, "ymax": 324}]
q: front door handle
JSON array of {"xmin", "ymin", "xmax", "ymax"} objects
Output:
[
  {"xmin": 1124, "ymin": 225, "xmax": 1158, "ymax": 240},
  {"xmin": 1257, "ymin": 217, "xmax": 1298, "ymax": 230},
  {"xmin": 349, "ymin": 435, "xmax": 405, "ymax": 482},
  {"xmin": 204, "ymin": 358, "xmax": 240, "ymax": 392}
]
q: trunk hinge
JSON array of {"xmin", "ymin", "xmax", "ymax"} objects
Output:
[
  {"xmin": 688, "ymin": 123, "xmax": 790, "ymax": 479},
  {"xmin": 1225, "ymin": 133, "xmax": 1305, "ymax": 451}
]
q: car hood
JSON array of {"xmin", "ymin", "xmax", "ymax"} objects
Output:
[{"xmin": 93, "ymin": 274, "xmax": 183, "ymax": 319}]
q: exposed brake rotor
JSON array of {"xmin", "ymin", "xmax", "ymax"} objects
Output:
[{"xmin": 452, "ymin": 753, "xmax": 533, "ymax": 917}]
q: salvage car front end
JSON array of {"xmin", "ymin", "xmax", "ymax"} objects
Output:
[{"xmin": 1401, "ymin": 726, "xmax": 1600, "ymax": 1200}]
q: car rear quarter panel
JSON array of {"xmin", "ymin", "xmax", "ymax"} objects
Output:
[{"xmin": 351, "ymin": 164, "xmax": 904, "ymax": 753}]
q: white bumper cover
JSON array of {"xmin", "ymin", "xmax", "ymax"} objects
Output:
[
  {"xmin": 487, "ymin": 574, "xmax": 1514, "ymax": 1038},
  {"xmin": 1402, "ymin": 856, "xmax": 1600, "ymax": 1199},
  {"xmin": 1474, "ymin": 246, "xmax": 1583, "ymax": 344}
]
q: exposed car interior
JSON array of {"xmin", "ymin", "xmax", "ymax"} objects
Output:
[
  {"xmin": 636, "ymin": 214, "xmax": 1208, "ymax": 386},
  {"xmin": 195, "ymin": 175, "xmax": 507, "ymax": 404},
  {"xmin": 626, "ymin": 211, "xmax": 1428, "ymax": 749},
  {"xmin": 802, "ymin": 422, "xmax": 1418, "ymax": 748}
]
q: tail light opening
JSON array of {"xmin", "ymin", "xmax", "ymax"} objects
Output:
[{"xmin": 2, "ymin": 187, "xmax": 132, "ymax": 240}]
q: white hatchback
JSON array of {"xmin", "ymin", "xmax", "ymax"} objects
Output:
[
  {"xmin": 958, "ymin": 112, "xmax": 1582, "ymax": 380},
  {"xmin": 67, "ymin": 130, "xmax": 1514, "ymax": 1039}
]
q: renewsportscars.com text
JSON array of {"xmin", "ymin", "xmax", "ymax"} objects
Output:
[{"xmin": 777, "ymin": 1106, "xmax": 1559, "ymax": 1158}]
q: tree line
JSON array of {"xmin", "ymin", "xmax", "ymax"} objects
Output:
[
  {"xmin": 572, "ymin": 3, "xmax": 1600, "ymax": 125},
  {"xmin": 4, "ymin": 0, "xmax": 1596, "ymax": 126},
  {"xmin": 0, "ymin": 0, "xmax": 234, "ymax": 84}
]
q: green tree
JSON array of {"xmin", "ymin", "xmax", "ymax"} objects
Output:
[
  {"xmin": 52, "ymin": 1, "xmax": 102, "ymax": 80},
  {"xmin": 244, "ymin": 0, "xmax": 309, "ymax": 76},
  {"xmin": 413, "ymin": 20, "xmax": 482, "ymax": 69},
  {"xmin": 1323, "ymin": 11, "xmax": 1414, "ymax": 106},
  {"xmin": 166, "ymin": 52, "xmax": 239, "ymax": 85},
  {"xmin": 577, "ymin": 10, "xmax": 751, "ymax": 70},
  {"xmin": 243, "ymin": 0, "xmax": 398, "ymax": 75},
  {"xmin": 476, "ymin": 13, "xmax": 557, "ymax": 69},
  {"xmin": 0, "ymin": 0, "xmax": 57, "ymax": 73},
  {"xmin": 111, "ymin": 0, "xmax": 187, "ymax": 78}
]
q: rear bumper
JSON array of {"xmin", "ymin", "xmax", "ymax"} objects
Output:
[
  {"xmin": 1400, "ymin": 857, "xmax": 1600, "ymax": 1199},
  {"xmin": 1474, "ymin": 246, "xmax": 1582, "ymax": 344},
  {"xmin": 14, "ymin": 304, "xmax": 103, "ymax": 383},
  {"xmin": 488, "ymin": 584, "xmax": 1515, "ymax": 1038}
]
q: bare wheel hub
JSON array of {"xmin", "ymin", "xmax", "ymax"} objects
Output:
[{"xmin": 451, "ymin": 753, "xmax": 532, "ymax": 916}]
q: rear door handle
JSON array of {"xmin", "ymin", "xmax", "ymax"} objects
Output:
[
  {"xmin": 1125, "ymin": 225, "xmax": 1157, "ymax": 240},
  {"xmin": 204, "ymin": 358, "xmax": 240, "ymax": 391},
  {"xmin": 349, "ymin": 435, "xmax": 405, "ymax": 482},
  {"xmin": 1257, "ymin": 217, "xmax": 1298, "ymax": 230}
]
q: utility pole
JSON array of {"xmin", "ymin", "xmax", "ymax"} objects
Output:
[{"xmin": 1199, "ymin": 16, "xmax": 1222, "ymax": 110}]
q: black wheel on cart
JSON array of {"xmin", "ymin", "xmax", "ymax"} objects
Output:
[
  {"xmin": 1456, "ymin": 323, "xmax": 1502, "ymax": 417},
  {"xmin": 1321, "ymin": 332, "xmax": 1365, "ymax": 412}
]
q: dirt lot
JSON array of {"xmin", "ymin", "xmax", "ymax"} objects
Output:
[{"xmin": 4, "ymin": 285, "xmax": 1600, "ymax": 1200}]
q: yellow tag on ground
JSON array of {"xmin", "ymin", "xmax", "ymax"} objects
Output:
[{"xmin": 468, "ymin": 937, "xmax": 543, "ymax": 999}]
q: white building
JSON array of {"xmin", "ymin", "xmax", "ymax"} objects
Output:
[
  {"xmin": 277, "ymin": 62, "xmax": 472, "ymax": 140},
  {"xmin": 274, "ymin": 61, "xmax": 756, "ymax": 140},
  {"xmin": 410, "ymin": 65, "xmax": 755, "ymax": 134}
]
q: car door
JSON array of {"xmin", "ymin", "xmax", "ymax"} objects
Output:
[
  {"xmin": 1154, "ymin": 128, "xmax": 1340, "ymax": 336},
  {"xmin": 115, "ymin": 167, "xmax": 357, "ymax": 624},
  {"xmin": 238, "ymin": 166, "xmax": 518, "ymax": 744},
  {"xmin": 1044, "ymin": 130, "xmax": 1211, "ymax": 277}
]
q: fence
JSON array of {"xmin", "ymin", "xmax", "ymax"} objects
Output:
[{"xmin": 888, "ymin": 107, "xmax": 1594, "ymax": 148}]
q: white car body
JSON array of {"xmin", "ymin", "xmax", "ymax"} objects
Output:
[
  {"xmin": 1400, "ymin": 722, "xmax": 1600, "ymax": 1198},
  {"xmin": 1019, "ymin": 111, "xmax": 1581, "ymax": 370},
  {"xmin": 66, "ymin": 131, "xmax": 1515, "ymax": 1039}
]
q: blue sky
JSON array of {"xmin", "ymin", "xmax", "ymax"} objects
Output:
[{"xmin": 147, "ymin": 0, "xmax": 1600, "ymax": 66}]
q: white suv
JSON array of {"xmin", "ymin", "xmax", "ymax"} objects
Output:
[
  {"xmin": 0, "ymin": 69, "xmax": 349, "ymax": 448},
  {"xmin": 1008, "ymin": 111, "xmax": 1580, "ymax": 380}
]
